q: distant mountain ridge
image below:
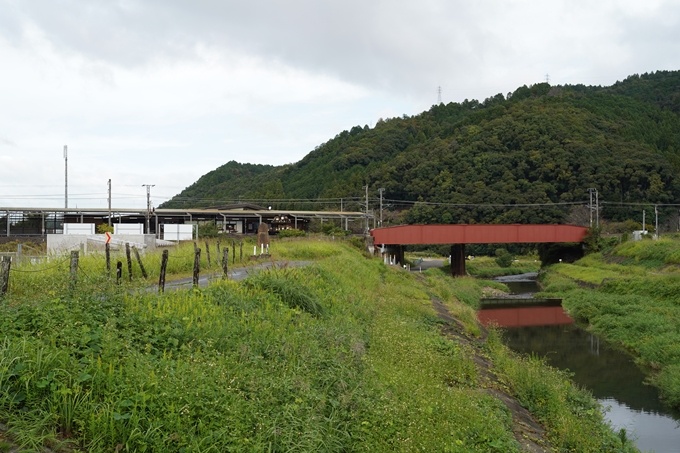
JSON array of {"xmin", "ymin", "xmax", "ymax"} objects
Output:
[{"xmin": 161, "ymin": 70, "xmax": 680, "ymax": 225}]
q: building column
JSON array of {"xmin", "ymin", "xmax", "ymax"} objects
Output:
[{"xmin": 450, "ymin": 244, "xmax": 466, "ymax": 277}]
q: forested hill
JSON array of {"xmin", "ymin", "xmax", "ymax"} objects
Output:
[{"xmin": 162, "ymin": 70, "xmax": 680, "ymax": 225}]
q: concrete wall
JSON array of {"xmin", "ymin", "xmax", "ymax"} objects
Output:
[
  {"xmin": 115, "ymin": 224, "xmax": 144, "ymax": 235},
  {"xmin": 162, "ymin": 224, "xmax": 193, "ymax": 241},
  {"xmin": 64, "ymin": 223, "xmax": 96, "ymax": 235},
  {"xmin": 47, "ymin": 234, "xmax": 157, "ymax": 254}
]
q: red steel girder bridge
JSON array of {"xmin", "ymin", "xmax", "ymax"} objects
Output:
[{"xmin": 371, "ymin": 224, "xmax": 589, "ymax": 276}]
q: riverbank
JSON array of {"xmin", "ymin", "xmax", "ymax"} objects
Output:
[
  {"xmin": 538, "ymin": 237, "xmax": 680, "ymax": 409},
  {"xmin": 1, "ymin": 241, "xmax": 634, "ymax": 451}
]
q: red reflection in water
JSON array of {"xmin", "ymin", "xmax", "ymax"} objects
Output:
[{"xmin": 478, "ymin": 306, "xmax": 574, "ymax": 327}]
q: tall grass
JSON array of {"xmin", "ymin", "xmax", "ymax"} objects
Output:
[
  {"xmin": 0, "ymin": 240, "xmax": 638, "ymax": 451},
  {"xmin": 614, "ymin": 238, "xmax": 680, "ymax": 267}
]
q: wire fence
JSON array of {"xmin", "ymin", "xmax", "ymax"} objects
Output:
[{"xmin": 0, "ymin": 239, "xmax": 259, "ymax": 298}]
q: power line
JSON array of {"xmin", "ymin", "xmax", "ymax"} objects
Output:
[{"xmin": 382, "ymin": 199, "xmax": 585, "ymax": 208}]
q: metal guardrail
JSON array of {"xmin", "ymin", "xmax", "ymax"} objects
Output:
[{"xmin": 86, "ymin": 235, "xmax": 147, "ymax": 249}]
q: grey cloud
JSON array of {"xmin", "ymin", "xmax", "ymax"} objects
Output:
[
  {"xmin": 0, "ymin": 0, "xmax": 493, "ymax": 97},
  {"xmin": 2, "ymin": 0, "xmax": 679, "ymax": 100},
  {"xmin": 0, "ymin": 136, "xmax": 16, "ymax": 146},
  {"xmin": 615, "ymin": 4, "xmax": 680, "ymax": 74}
]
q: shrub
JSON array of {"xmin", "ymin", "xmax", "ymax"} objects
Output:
[
  {"xmin": 494, "ymin": 249, "xmax": 513, "ymax": 268},
  {"xmin": 96, "ymin": 223, "xmax": 113, "ymax": 234},
  {"xmin": 347, "ymin": 236, "xmax": 366, "ymax": 251},
  {"xmin": 197, "ymin": 221, "xmax": 219, "ymax": 238},
  {"xmin": 277, "ymin": 228, "xmax": 306, "ymax": 238}
]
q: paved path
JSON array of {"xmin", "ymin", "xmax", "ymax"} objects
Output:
[
  {"xmin": 410, "ymin": 258, "xmax": 445, "ymax": 272},
  {"xmin": 161, "ymin": 260, "xmax": 314, "ymax": 291}
]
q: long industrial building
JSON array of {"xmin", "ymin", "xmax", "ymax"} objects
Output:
[{"xmin": 0, "ymin": 204, "xmax": 368, "ymax": 240}]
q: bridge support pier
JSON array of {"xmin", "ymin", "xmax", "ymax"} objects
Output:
[
  {"xmin": 383, "ymin": 245, "xmax": 404, "ymax": 266},
  {"xmin": 450, "ymin": 244, "xmax": 465, "ymax": 277}
]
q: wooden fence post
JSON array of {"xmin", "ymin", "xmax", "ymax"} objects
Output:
[
  {"xmin": 193, "ymin": 248, "xmax": 201, "ymax": 287},
  {"xmin": 159, "ymin": 249, "xmax": 169, "ymax": 293},
  {"xmin": 0, "ymin": 256, "xmax": 11, "ymax": 296},
  {"xmin": 125, "ymin": 243, "xmax": 133, "ymax": 281},
  {"xmin": 232, "ymin": 239, "xmax": 236, "ymax": 264},
  {"xmin": 222, "ymin": 248, "xmax": 229, "ymax": 279},
  {"xmin": 133, "ymin": 247, "xmax": 148, "ymax": 279},
  {"xmin": 239, "ymin": 241, "xmax": 243, "ymax": 262},
  {"xmin": 205, "ymin": 241, "xmax": 211, "ymax": 267},
  {"xmin": 116, "ymin": 261, "xmax": 122, "ymax": 284},
  {"xmin": 70, "ymin": 250, "xmax": 79, "ymax": 288},
  {"xmin": 216, "ymin": 241, "xmax": 221, "ymax": 261},
  {"xmin": 105, "ymin": 243, "xmax": 111, "ymax": 276}
]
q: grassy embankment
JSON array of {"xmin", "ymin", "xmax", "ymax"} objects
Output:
[
  {"xmin": 1, "ymin": 240, "xmax": 634, "ymax": 452},
  {"xmin": 464, "ymin": 255, "xmax": 541, "ymax": 278},
  {"xmin": 539, "ymin": 237, "xmax": 680, "ymax": 408}
]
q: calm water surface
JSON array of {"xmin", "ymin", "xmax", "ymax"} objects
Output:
[{"xmin": 479, "ymin": 274, "xmax": 680, "ymax": 453}]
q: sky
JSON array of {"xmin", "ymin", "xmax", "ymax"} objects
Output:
[{"xmin": 1, "ymin": 0, "xmax": 679, "ymax": 209}]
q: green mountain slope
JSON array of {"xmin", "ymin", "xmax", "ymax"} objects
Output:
[{"xmin": 161, "ymin": 70, "xmax": 680, "ymax": 225}]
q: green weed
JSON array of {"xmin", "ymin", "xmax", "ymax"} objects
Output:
[{"xmin": 0, "ymin": 240, "xmax": 639, "ymax": 451}]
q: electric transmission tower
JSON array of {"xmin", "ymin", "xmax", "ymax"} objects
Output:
[{"xmin": 437, "ymin": 86, "xmax": 442, "ymax": 104}]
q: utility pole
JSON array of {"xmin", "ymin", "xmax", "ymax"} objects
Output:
[
  {"xmin": 587, "ymin": 188, "xmax": 595, "ymax": 227},
  {"xmin": 107, "ymin": 179, "xmax": 112, "ymax": 227},
  {"xmin": 378, "ymin": 188, "xmax": 385, "ymax": 227},
  {"xmin": 643, "ymin": 209, "xmax": 646, "ymax": 233},
  {"xmin": 142, "ymin": 184, "xmax": 155, "ymax": 234},
  {"xmin": 363, "ymin": 185, "xmax": 369, "ymax": 233},
  {"xmin": 595, "ymin": 189, "xmax": 599, "ymax": 229},
  {"xmin": 64, "ymin": 145, "xmax": 68, "ymax": 209},
  {"xmin": 655, "ymin": 205, "xmax": 659, "ymax": 239}
]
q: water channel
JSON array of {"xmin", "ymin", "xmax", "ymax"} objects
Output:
[{"xmin": 478, "ymin": 273, "xmax": 680, "ymax": 453}]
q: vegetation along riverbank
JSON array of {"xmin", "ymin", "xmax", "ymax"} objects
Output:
[
  {"xmin": 1, "ymin": 239, "xmax": 636, "ymax": 452},
  {"xmin": 539, "ymin": 235, "xmax": 680, "ymax": 410}
]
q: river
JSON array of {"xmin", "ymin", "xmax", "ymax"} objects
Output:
[{"xmin": 478, "ymin": 273, "xmax": 680, "ymax": 453}]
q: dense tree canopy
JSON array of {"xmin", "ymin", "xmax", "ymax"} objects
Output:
[{"xmin": 161, "ymin": 70, "xmax": 680, "ymax": 225}]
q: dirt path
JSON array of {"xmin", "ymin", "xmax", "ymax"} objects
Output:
[{"xmin": 430, "ymin": 297, "xmax": 555, "ymax": 453}]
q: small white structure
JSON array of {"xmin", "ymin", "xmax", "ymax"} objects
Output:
[
  {"xmin": 632, "ymin": 230, "xmax": 648, "ymax": 241},
  {"xmin": 162, "ymin": 224, "xmax": 193, "ymax": 241},
  {"xmin": 47, "ymin": 234, "xmax": 154, "ymax": 254},
  {"xmin": 114, "ymin": 224, "xmax": 144, "ymax": 235},
  {"xmin": 63, "ymin": 223, "xmax": 95, "ymax": 235}
]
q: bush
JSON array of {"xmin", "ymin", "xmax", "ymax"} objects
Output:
[
  {"xmin": 277, "ymin": 228, "xmax": 306, "ymax": 238},
  {"xmin": 321, "ymin": 223, "xmax": 348, "ymax": 237},
  {"xmin": 494, "ymin": 249, "xmax": 513, "ymax": 268},
  {"xmin": 197, "ymin": 221, "xmax": 219, "ymax": 238},
  {"xmin": 96, "ymin": 223, "xmax": 113, "ymax": 234},
  {"xmin": 347, "ymin": 236, "xmax": 366, "ymax": 251}
]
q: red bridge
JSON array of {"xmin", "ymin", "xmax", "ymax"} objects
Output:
[
  {"xmin": 478, "ymin": 306, "xmax": 575, "ymax": 328},
  {"xmin": 371, "ymin": 224, "xmax": 588, "ymax": 276}
]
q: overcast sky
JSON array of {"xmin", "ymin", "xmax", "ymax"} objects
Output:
[{"xmin": 1, "ymin": 0, "xmax": 679, "ymax": 209}]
